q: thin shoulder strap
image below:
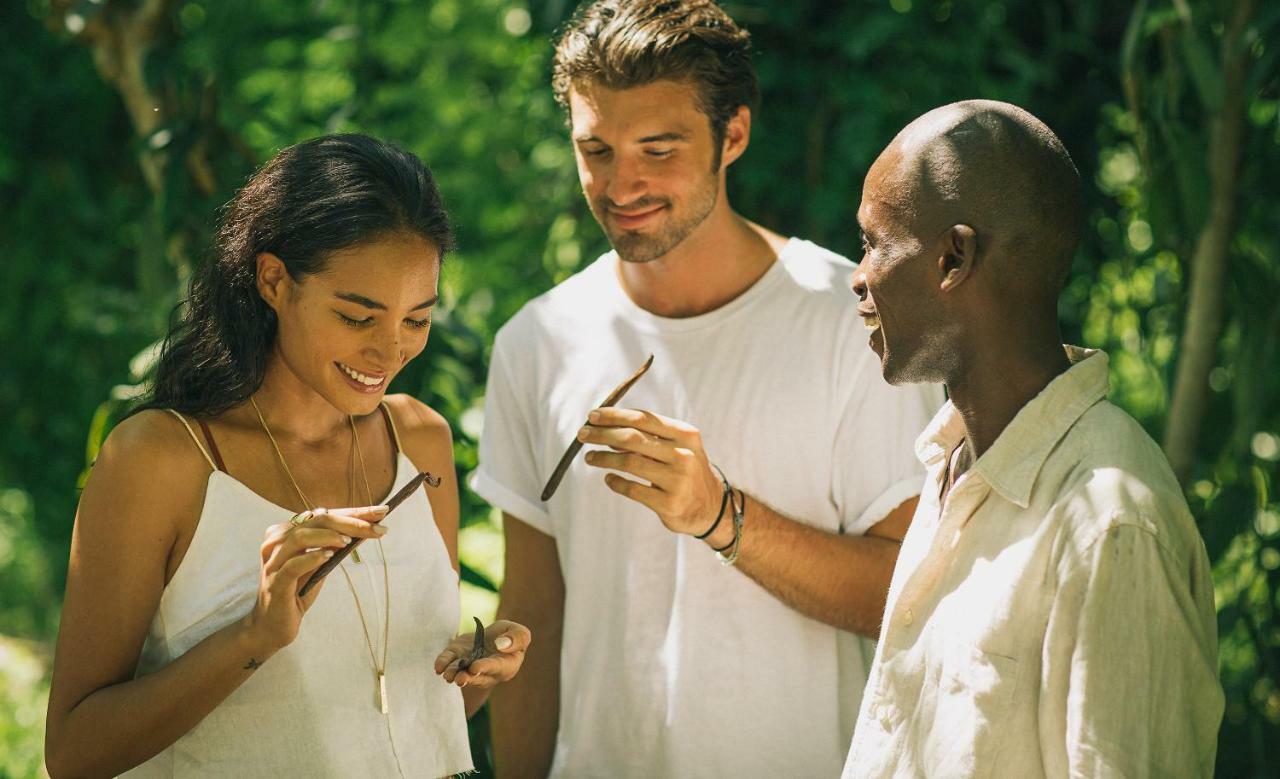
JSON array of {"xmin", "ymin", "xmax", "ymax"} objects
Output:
[
  {"xmin": 378, "ymin": 402, "xmax": 403, "ymax": 456},
  {"xmin": 195, "ymin": 418, "xmax": 228, "ymax": 472},
  {"xmin": 166, "ymin": 409, "xmax": 219, "ymax": 472}
]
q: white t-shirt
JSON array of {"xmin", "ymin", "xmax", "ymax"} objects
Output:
[{"xmin": 473, "ymin": 239, "xmax": 943, "ymax": 778}]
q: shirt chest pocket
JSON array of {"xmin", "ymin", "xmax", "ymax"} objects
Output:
[{"xmin": 921, "ymin": 643, "xmax": 1020, "ymax": 779}]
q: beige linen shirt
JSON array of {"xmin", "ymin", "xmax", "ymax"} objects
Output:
[{"xmin": 842, "ymin": 348, "xmax": 1223, "ymax": 779}]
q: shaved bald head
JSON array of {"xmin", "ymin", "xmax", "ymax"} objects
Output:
[
  {"xmin": 876, "ymin": 100, "xmax": 1083, "ymax": 302},
  {"xmin": 852, "ymin": 100, "xmax": 1082, "ymax": 386}
]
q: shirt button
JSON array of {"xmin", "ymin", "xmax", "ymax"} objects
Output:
[
  {"xmin": 903, "ymin": 609, "xmax": 914, "ymax": 626},
  {"xmin": 878, "ymin": 706, "xmax": 893, "ymax": 729}
]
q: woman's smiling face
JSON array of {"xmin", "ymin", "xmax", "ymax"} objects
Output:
[{"xmin": 259, "ymin": 231, "xmax": 440, "ymax": 415}]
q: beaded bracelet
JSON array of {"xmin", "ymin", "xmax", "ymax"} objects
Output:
[
  {"xmin": 695, "ymin": 465, "xmax": 733, "ymax": 540},
  {"xmin": 713, "ymin": 486, "xmax": 746, "ymax": 566}
]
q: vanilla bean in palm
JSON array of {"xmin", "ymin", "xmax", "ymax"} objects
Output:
[{"xmin": 456, "ymin": 616, "xmax": 489, "ymax": 671}]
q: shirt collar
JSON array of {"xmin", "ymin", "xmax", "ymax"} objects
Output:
[
  {"xmin": 915, "ymin": 399, "xmax": 965, "ymax": 469},
  {"xmin": 914, "ymin": 346, "xmax": 1109, "ymax": 508}
]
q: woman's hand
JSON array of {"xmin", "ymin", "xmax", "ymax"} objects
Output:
[
  {"xmin": 434, "ymin": 620, "xmax": 532, "ymax": 689},
  {"xmin": 239, "ymin": 505, "xmax": 389, "ymax": 658}
]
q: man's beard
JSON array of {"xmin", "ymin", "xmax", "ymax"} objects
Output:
[{"xmin": 593, "ymin": 177, "xmax": 719, "ymax": 264}]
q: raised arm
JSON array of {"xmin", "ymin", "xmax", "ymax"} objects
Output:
[
  {"xmin": 44, "ymin": 412, "xmax": 381, "ymax": 777},
  {"xmin": 577, "ymin": 407, "xmax": 919, "ymax": 638},
  {"xmin": 707, "ymin": 493, "xmax": 915, "ymax": 637}
]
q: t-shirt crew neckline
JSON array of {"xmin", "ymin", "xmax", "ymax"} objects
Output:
[{"xmin": 601, "ymin": 237, "xmax": 798, "ymax": 334}]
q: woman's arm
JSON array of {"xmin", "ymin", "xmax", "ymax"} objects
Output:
[
  {"xmin": 44, "ymin": 411, "xmax": 378, "ymax": 777},
  {"xmin": 45, "ymin": 412, "xmax": 261, "ymax": 776}
]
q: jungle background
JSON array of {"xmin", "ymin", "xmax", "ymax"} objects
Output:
[{"xmin": 1, "ymin": 0, "xmax": 1277, "ymax": 776}]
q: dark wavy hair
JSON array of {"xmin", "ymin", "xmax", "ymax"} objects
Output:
[
  {"xmin": 135, "ymin": 133, "xmax": 453, "ymax": 418},
  {"xmin": 551, "ymin": 0, "xmax": 759, "ymax": 167}
]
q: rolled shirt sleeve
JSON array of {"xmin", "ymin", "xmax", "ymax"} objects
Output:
[{"xmin": 471, "ymin": 328, "xmax": 554, "ymax": 534}]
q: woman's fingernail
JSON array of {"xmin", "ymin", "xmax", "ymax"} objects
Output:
[
  {"xmin": 577, "ymin": 426, "xmax": 590, "ymax": 441},
  {"xmin": 374, "ymin": 525, "xmax": 388, "ymax": 535},
  {"xmin": 588, "ymin": 410, "xmax": 600, "ymax": 423},
  {"xmin": 340, "ymin": 535, "xmax": 352, "ymax": 545},
  {"xmin": 495, "ymin": 636, "xmax": 513, "ymax": 651}
]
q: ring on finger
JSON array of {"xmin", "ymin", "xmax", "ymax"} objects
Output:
[{"xmin": 289, "ymin": 509, "xmax": 313, "ymax": 528}]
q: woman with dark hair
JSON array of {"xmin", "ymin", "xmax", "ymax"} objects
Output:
[{"xmin": 44, "ymin": 134, "xmax": 527, "ymax": 777}]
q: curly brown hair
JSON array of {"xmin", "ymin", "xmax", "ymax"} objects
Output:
[{"xmin": 552, "ymin": 0, "xmax": 760, "ymax": 164}]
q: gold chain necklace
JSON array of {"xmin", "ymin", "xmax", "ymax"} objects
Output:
[
  {"xmin": 344, "ymin": 418, "xmax": 363, "ymax": 564},
  {"xmin": 250, "ymin": 397, "xmax": 392, "ymax": 715}
]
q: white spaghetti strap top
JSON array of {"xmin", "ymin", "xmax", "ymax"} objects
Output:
[{"xmin": 124, "ymin": 408, "xmax": 473, "ymax": 777}]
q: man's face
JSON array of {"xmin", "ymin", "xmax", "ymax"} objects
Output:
[
  {"xmin": 568, "ymin": 79, "xmax": 720, "ymax": 263},
  {"xmin": 851, "ymin": 147, "xmax": 952, "ymax": 385}
]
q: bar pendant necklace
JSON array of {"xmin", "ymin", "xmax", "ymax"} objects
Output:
[{"xmin": 252, "ymin": 400, "xmax": 393, "ymax": 715}]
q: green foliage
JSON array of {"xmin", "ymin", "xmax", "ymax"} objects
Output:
[
  {"xmin": 2, "ymin": 1, "xmax": 1277, "ymax": 777},
  {"xmin": 0, "ymin": 637, "xmax": 50, "ymax": 779},
  {"xmin": 0, "ymin": 489, "xmax": 56, "ymax": 642},
  {"xmin": 1100, "ymin": 4, "xmax": 1280, "ymax": 772}
]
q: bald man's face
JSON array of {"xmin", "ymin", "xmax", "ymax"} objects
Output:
[{"xmin": 851, "ymin": 146, "xmax": 954, "ymax": 385}]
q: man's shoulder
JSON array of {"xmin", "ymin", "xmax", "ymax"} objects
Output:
[
  {"xmin": 776, "ymin": 238, "xmax": 858, "ymax": 300},
  {"xmin": 775, "ymin": 238, "xmax": 915, "ymax": 391},
  {"xmin": 1064, "ymin": 400, "xmax": 1182, "ymax": 498},
  {"xmin": 1047, "ymin": 401, "xmax": 1197, "ymax": 562},
  {"xmin": 494, "ymin": 254, "xmax": 614, "ymax": 349}
]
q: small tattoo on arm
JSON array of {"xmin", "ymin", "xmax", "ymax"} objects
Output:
[{"xmin": 244, "ymin": 658, "xmax": 262, "ymax": 670}]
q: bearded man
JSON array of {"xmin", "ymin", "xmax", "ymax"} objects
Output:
[{"xmin": 473, "ymin": 2, "xmax": 942, "ymax": 776}]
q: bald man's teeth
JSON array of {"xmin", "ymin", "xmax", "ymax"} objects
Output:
[{"xmin": 864, "ymin": 314, "xmax": 881, "ymax": 332}]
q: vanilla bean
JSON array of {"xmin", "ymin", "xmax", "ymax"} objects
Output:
[
  {"xmin": 456, "ymin": 616, "xmax": 489, "ymax": 671},
  {"xmin": 298, "ymin": 470, "xmax": 435, "ymax": 597},
  {"xmin": 540, "ymin": 354, "xmax": 654, "ymax": 501}
]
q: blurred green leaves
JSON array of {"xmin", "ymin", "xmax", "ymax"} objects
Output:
[{"xmin": 0, "ymin": 637, "xmax": 50, "ymax": 779}]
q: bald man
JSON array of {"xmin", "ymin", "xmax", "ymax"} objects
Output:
[{"xmin": 840, "ymin": 101, "xmax": 1224, "ymax": 778}]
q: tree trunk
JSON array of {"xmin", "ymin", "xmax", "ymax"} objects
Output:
[
  {"xmin": 52, "ymin": 0, "xmax": 176, "ymax": 193},
  {"xmin": 1162, "ymin": 0, "xmax": 1257, "ymax": 484}
]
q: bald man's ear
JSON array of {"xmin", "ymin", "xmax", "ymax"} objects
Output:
[{"xmin": 938, "ymin": 224, "xmax": 977, "ymax": 293}]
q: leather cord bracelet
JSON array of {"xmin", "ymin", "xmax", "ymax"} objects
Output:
[
  {"xmin": 714, "ymin": 486, "xmax": 746, "ymax": 565},
  {"xmin": 710, "ymin": 488, "xmax": 741, "ymax": 552},
  {"xmin": 695, "ymin": 465, "xmax": 733, "ymax": 540}
]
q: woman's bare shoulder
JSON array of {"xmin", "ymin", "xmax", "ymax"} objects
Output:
[
  {"xmin": 381, "ymin": 394, "xmax": 454, "ymax": 483},
  {"xmin": 382, "ymin": 394, "xmax": 452, "ymax": 451},
  {"xmin": 99, "ymin": 409, "xmax": 208, "ymax": 464},
  {"xmin": 86, "ymin": 409, "xmax": 215, "ymax": 515}
]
